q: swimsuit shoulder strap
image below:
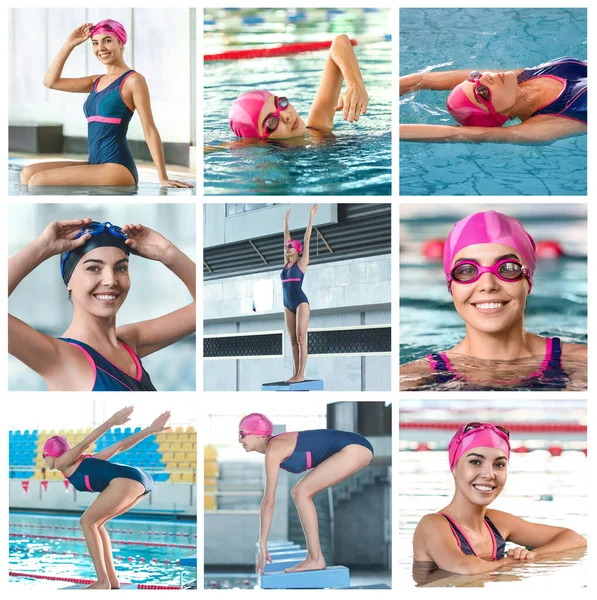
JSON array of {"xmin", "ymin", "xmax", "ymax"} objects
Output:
[
  {"xmin": 438, "ymin": 513, "xmax": 475, "ymax": 556},
  {"xmin": 427, "ymin": 352, "xmax": 458, "ymax": 383},
  {"xmin": 483, "ymin": 515, "xmax": 506, "ymax": 559}
]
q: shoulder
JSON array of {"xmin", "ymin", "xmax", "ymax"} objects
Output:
[
  {"xmin": 485, "ymin": 508, "xmax": 516, "ymax": 534},
  {"xmin": 125, "ymin": 72, "xmax": 148, "ymax": 91},
  {"xmin": 115, "ymin": 324, "xmax": 140, "ymax": 353},
  {"xmin": 561, "ymin": 341, "xmax": 587, "ymax": 359},
  {"xmin": 400, "ymin": 357, "xmax": 433, "ymax": 389},
  {"xmin": 416, "ymin": 513, "xmax": 447, "ymax": 531}
]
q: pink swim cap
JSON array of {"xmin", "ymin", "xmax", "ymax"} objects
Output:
[
  {"xmin": 42, "ymin": 435, "xmax": 71, "ymax": 458},
  {"xmin": 287, "ymin": 239, "xmax": 303, "ymax": 254},
  {"xmin": 90, "ymin": 19, "xmax": 127, "ymax": 46},
  {"xmin": 443, "ymin": 210, "xmax": 536, "ymax": 292},
  {"xmin": 239, "ymin": 413, "xmax": 273, "ymax": 436},
  {"xmin": 229, "ymin": 90, "xmax": 272, "ymax": 138},
  {"xmin": 448, "ymin": 423, "xmax": 510, "ymax": 471},
  {"xmin": 446, "ymin": 83, "xmax": 509, "ymax": 127}
]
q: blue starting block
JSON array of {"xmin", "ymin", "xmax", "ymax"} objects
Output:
[
  {"xmin": 269, "ymin": 549, "xmax": 308, "ymax": 560},
  {"xmin": 261, "ymin": 380, "xmax": 324, "ymax": 391},
  {"xmin": 179, "ymin": 555, "xmax": 197, "ymax": 567},
  {"xmin": 261, "ymin": 566, "xmax": 350, "ymax": 589}
]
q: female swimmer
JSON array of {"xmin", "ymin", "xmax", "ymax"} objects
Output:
[
  {"xmin": 8, "ymin": 218, "xmax": 196, "ymax": 391},
  {"xmin": 42, "ymin": 406, "xmax": 171, "ymax": 589},
  {"xmin": 282, "ymin": 204, "xmax": 317, "ymax": 383},
  {"xmin": 400, "ymin": 57, "xmax": 586, "ymax": 143},
  {"xmin": 413, "ymin": 422, "xmax": 586, "ymax": 576},
  {"xmin": 400, "ymin": 210, "xmax": 587, "ymax": 390},
  {"xmin": 227, "ymin": 34, "xmax": 369, "ymax": 144},
  {"xmin": 20, "ymin": 20, "xmax": 192, "ymax": 187},
  {"xmin": 238, "ymin": 413, "xmax": 374, "ymax": 574}
]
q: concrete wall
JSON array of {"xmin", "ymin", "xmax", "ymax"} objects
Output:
[
  {"xmin": 204, "ymin": 204, "xmax": 337, "ymax": 248},
  {"xmin": 9, "ymin": 8, "xmax": 192, "ymax": 144},
  {"xmin": 9, "ymin": 480, "xmax": 197, "ymax": 517}
]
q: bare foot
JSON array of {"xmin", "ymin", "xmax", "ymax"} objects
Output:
[
  {"xmin": 286, "ymin": 376, "xmax": 306, "ymax": 384},
  {"xmin": 109, "ymin": 580, "xmax": 120, "ymax": 589},
  {"xmin": 284, "ymin": 557, "xmax": 326, "ymax": 573},
  {"xmin": 85, "ymin": 581, "xmax": 111, "ymax": 589}
]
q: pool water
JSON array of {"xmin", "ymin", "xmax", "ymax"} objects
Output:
[
  {"xmin": 204, "ymin": 10, "xmax": 391, "ymax": 195},
  {"xmin": 399, "ymin": 8, "xmax": 587, "ymax": 195},
  {"xmin": 398, "ymin": 451, "xmax": 588, "ymax": 587},
  {"xmin": 9, "ymin": 512, "xmax": 196, "ymax": 587}
]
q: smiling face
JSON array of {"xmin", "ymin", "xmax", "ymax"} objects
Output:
[
  {"xmin": 461, "ymin": 71, "xmax": 519, "ymax": 115},
  {"xmin": 68, "ymin": 247, "xmax": 130, "ymax": 316},
  {"xmin": 450, "ymin": 243, "xmax": 529, "ymax": 334},
  {"xmin": 257, "ymin": 96, "xmax": 306, "ymax": 139},
  {"xmin": 453, "ymin": 446, "xmax": 507, "ymax": 505},
  {"xmin": 91, "ymin": 34, "xmax": 123, "ymax": 64}
]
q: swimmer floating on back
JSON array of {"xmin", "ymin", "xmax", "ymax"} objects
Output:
[
  {"xmin": 226, "ymin": 34, "xmax": 369, "ymax": 144},
  {"xmin": 400, "ymin": 211, "xmax": 587, "ymax": 390},
  {"xmin": 42, "ymin": 406, "xmax": 171, "ymax": 589},
  {"xmin": 282, "ymin": 204, "xmax": 317, "ymax": 383},
  {"xmin": 9, "ymin": 218, "xmax": 196, "ymax": 391},
  {"xmin": 413, "ymin": 422, "xmax": 586, "ymax": 579},
  {"xmin": 20, "ymin": 20, "xmax": 192, "ymax": 187},
  {"xmin": 238, "ymin": 413, "xmax": 374, "ymax": 574},
  {"xmin": 400, "ymin": 57, "xmax": 586, "ymax": 143}
]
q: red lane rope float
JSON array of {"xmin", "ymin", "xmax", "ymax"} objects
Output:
[
  {"xmin": 138, "ymin": 584, "xmax": 181, "ymax": 590},
  {"xmin": 400, "ymin": 422, "xmax": 586, "ymax": 433},
  {"xmin": 9, "ymin": 532, "xmax": 196, "ymax": 548},
  {"xmin": 9, "ymin": 572, "xmax": 97, "ymax": 584},
  {"xmin": 205, "ymin": 39, "xmax": 356, "ymax": 61},
  {"xmin": 9, "ymin": 523, "xmax": 197, "ymax": 538}
]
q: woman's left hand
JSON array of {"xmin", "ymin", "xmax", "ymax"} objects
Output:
[
  {"xmin": 507, "ymin": 546, "xmax": 536, "ymax": 561},
  {"xmin": 149, "ymin": 411, "xmax": 172, "ymax": 434},
  {"xmin": 122, "ymin": 224, "xmax": 172, "ymax": 261},
  {"xmin": 335, "ymin": 81, "xmax": 369, "ymax": 123},
  {"xmin": 255, "ymin": 547, "xmax": 272, "ymax": 575},
  {"xmin": 310, "ymin": 204, "xmax": 318, "ymax": 217},
  {"xmin": 159, "ymin": 179, "xmax": 194, "ymax": 188}
]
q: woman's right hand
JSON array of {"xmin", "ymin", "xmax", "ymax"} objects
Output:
[
  {"xmin": 285, "ymin": 210, "xmax": 291, "ymax": 222},
  {"xmin": 66, "ymin": 23, "xmax": 93, "ymax": 48},
  {"xmin": 108, "ymin": 406, "xmax": 134, "ymax": 426},
  {"xmin": 335, "ymin": 81, "xmax": 369, "ymax": 123},
  {"xmin": 39, "ymin": 218, "xmax": 93, "ymax": 257},
  {"xmin": 255, "ymin": 546, "xmax": 272, "ymax": 575}
]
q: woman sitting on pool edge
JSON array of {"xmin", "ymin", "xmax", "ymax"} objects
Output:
[
  {"xmin": 228, "ymin": 34, "xmax": 369, "ymax": 142},
  {"xmin": 413, "ymin": 422, "xmax": 586, "ymax": 577},
  {"xmin": 20, "ymin": 20, "xmax": 192, "ymax": 188},
  {"xmin": 399, "ymin": 57, "xmax": 586, "ymax": 143},
  {"xmin": 400, "ymin": 210, "xmax": 587, "ymax": 390}
]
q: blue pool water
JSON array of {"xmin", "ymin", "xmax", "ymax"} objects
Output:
[
  {"xmin": 400, "ymin": 8, "xmax": 587, "ymax": 195},
  {"xmin": 9, "ymin": 512, "xmax": 196, "ymax": 587},
  {"xmin": 204, "ymin": 9, "xmax": 391, "ymax": 195}
]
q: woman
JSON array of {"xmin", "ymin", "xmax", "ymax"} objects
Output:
[
  {"xmin": 8, "ymin": 217, "xmax": 196, "ymax": 391},
  {"xmin": 228, "ymin": 34, "xmax": 369, "ymax": 143},
  {"xmin": 413, "ymin": 422, "xmax": 586, "ymax": 576},
  {"xmin": 42, "ymin": 406, "xmax": 170, "ymax": 589},
  {"xmin": 238, "ymin": 413, "xmax": 374, "ymax": 574},
  {"xmin": 400, "ymin": 210, "xmax": 587, "ymax": 390},
  {"xmin": 400, "ymin": 57, "xmax": 586, "ymax": 143},
  {"xmin": 282, "ymin": 205, "xmax": 317, "ymax": 383},
  {"xmin": 20, "ymin": 20, "xmax": 192, "ymax": 188}
]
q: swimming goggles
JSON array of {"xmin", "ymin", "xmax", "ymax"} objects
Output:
[
  {"xmin": 59, "ymin": 221, "xmax": 127, "ymax": 278},
  {"xmin": 238, "ymin": 431, "xmax": 250, "ymax": 440},
  {"xmin": 468, "ymin": 71, "xmax": 505, "ymax": 125},
  {"xmin": 262, "ymin": 96, "xmax": 289, "ymax": 139},
  {"xmin": 464, "ymin": 422, "xmax": 510, "ymax": 438},
  {"xmin": 284, "ymin": 243, "xmax": 295, "ymax": 250},
  {"xmin": 449, "ymin": 259, "xmax": 527, "ymax": 285}
]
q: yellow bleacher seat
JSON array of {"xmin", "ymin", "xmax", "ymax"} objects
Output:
[
  {"xmin": 65, "ymin": 429, "xmax": 75, "ymax": 436},
  {"xmin": 160, "ymin": 443, "xmax": 171, "ymax": 452},
  {"xmin": 204, "ymin": 462, "xmax": 218, "ymax": 477},
  {"xmin": 170, "ymin": 442, "xmax": 182, "ymax": 452},
  {"xmin": 165, "ymin": 462, "xmax": 178, "ymax": 471},
  {"xmin": 204, "ymin": 495, "xmax": 217, "ymax": 510},
  {"xmin": 75, "ymin": 429, "xmax": 84, "ymax": 436},
  {"xmin": 175, "ymin": 426, "xmax": 184, "ymax": 433},
  {"xmin": 170, "ymin": 473, "xmax": 182, "ymax": 483},
  {"xmin": 48, "ymin": 429, "xmax": 56, "ymax": 435},
  {"xmin": 166, "ymin": 433, "xmax": 178, "ymax": 442},
  {"xmin": 174, "ymin": 452, "xmax": 185, "ymax": 461},
  {"xmin": 57, "ymin": 429, "xmax": 66, "ymax": 435},
  {"xmin": 186, "ymin": 426, "xmax": 195, "ymax": 434},
  {"xmin": 182, "ymin": 442, "xmax": 193, "ymax": 451},
  {"xmin": 178, "ymin": 462, "xmax": 190, "ymax": 470},
  {"xmin": 181, "ymin": 473, "xmax": 194, "ymax": 483},
  {"xmin": 185, "ymin": 452, "xmax": 196, "ymax": 463},
  {"xmin": 204, "ymin": 446, "xmax": 218, "ymax": 461},
  {"xmin": 204, "ymin": 478, "xmax": 216, "ymax": 489},
  {"xmin": 162, "ymin": 452, "xmax": 174, "ymax": 462}
]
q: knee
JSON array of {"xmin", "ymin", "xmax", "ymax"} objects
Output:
[
  {"xmin": 291, "ymin": 483, "xmax": 311, "ymax": 503},
  {"xmin": 80, "ymin": 513, "xmax": 100, "ymax": 530},
  {"xmin": 297, "ymin": 333, "xmax": 307, "ymax": 345},
  {"xmin": 290, "ymin": 335, "xmax": 298, "ymax": 346}
]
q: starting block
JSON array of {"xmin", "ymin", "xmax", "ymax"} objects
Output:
[
  {"xmin": 268, "ymin": 549, "xmax": 308, "ymax": 561},
  {"xmin": 264, "ymin": 558, "xmax": 303, "ymax": 573},
  {"xmin": 261, "ymin": 566, "xmax": 350, "ymax": 589},
  {"xmin": 261, "ymin": 380, "xmax": 324, "ymax": 391}
]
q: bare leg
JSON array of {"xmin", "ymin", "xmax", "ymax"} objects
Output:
[
  {"xmin": 20, "ymin": 160, "xmax": 88, "ymax": 184},
  {"xmin": 284, "ymin": 307, "xmax": 299, "ymax": 381},
  {"xmin": 287, "ymin": 302, "xmax": 310, "ymax": 383},
  {"xmin": 79, "ymin": 478, "xmax": 146, "ymax": 589},
  {"xmin": 27, "ymin": 163, "xmax": 136, "ymax": 186},
  {"xmin": 286, "ymin": 445, "xmax": 373, "ymax": 572}
]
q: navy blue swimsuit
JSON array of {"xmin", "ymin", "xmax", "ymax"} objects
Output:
[
  {"xmin": 58, "ymin": 337, "xmax": 156, "ymax": 392},
  {"xmin": 268, "ymin": 430, "xmax": 374, "ymax": 473},
  {"xmin": 517, "ymin": 57, "xmax": 587, "ymax": 124},
  {"xmin": 427, "ymin": 337, "xmax": 567, "ymax": 389},
  {"xmin": 66, "ymin": 456, "xmax": 153, "ymax": 495},
  {"xmin": 440, "ymin": 513, "xmax": 506, "ymax": 560},
  {"xmin": 281, "ymin": 262, "xmax": 309, "ymax": 313},
  {"xmin": 83, "ymin": 70, "xmax": 139, "ymax": 183}
]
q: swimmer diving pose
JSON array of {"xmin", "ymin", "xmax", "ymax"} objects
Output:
[
  {"xmin": 9, "ymin": 218, "xmax": 196, "ymax": 391},
  {"xmin": 227, "ymin": 34, "xmax": 369, "ymax": 143},
  {"xmin": 400, "ymin": 57, "xmax": 586, "ymax": 143},
  {"xmin": 400, "ymin": 211, "xmax": 587, "ymax": 390},
  {"xmin": 282, "ymin": 204, "xmax": 317, "ymax": 383},
  {"xmin": 42, "ymin": 406, "xmax": 171, "ymax": 589},
  {"xmin": 238, "ymin": 413, "xmax": 374, "ymax": 574},
  {"xmin": 413, "ymin": 423, "xmax": 586, "ymax": 578},
  {"xmin": 20, "ymin": 20, "xmax": 192, "ymax": 187}
]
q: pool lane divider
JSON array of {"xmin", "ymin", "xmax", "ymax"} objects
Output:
[
  {"xmin": 9, "ymin": 532, "xmax": 196, "ymax": 548},
  {"xmin": 9, "ymin": 571, "xmax": 183, "ymax": 588},
  {"xmin": 9, "ymin": 522, "xmax": 197, "ymax": 538}
]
